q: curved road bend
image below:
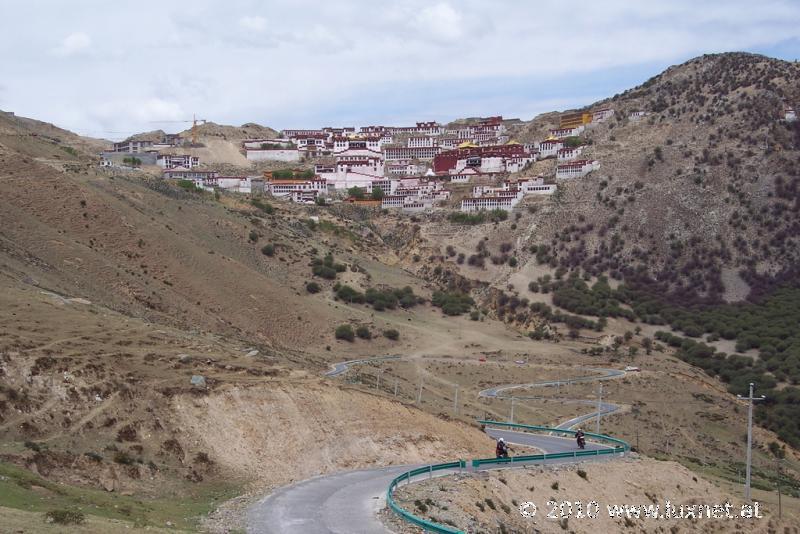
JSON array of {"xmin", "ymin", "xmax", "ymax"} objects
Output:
[{"xmin": 247, "ymin": 360, "xmax": 624, "ymax": 533}]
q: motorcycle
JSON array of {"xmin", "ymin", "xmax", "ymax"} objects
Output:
[{"xmin": 577, "ymin": 436, "xmax": 585, "ymax": 449}]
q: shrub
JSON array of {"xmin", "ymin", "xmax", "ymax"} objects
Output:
[
  {"xmin": 251, "ymin": 198, "xmax": 274, "ymax": 214},
  {"xmin": 176, "ymin": 179, "xmax": 201, "ymax": 192},
  {"xmin": 248, "ymin": 230, "xmax": 259, "ymax": 243},
  {"xmin": 306, "ymin": 282, "xmax": 321, "ymax": 294},
  {"xmin": 431, "ymin": 291, "xmax": 474, "ymax": 316},
  {"xmin": 383, "ymin": 329, "xmax": 400, "ymax": 340},
  {"xmin": 448, "ymin": 212, "xmax": 485, "ymax": 225},
  {"xmin": 45, "ymin": 509, "xmax": 85, "ymax": 525},
  {"xmin": 348, "ymin": 186, "xmax": 365, "ymax": 200},
  {"xmin": 508, "ymin": 257, "xmax": 518, "ymax": 268},
  {"xmin": 261, "ymin": 244, "xmax": 275, "ymax": 256},
  {"xmin": 576, "ymin": 469, "xmax": 587, "ymax": 480},
  {"xmin": 356, "ymin": 326, "xmax": 372, "ymax": 339},
  {"xmin": 113, "ymin": 451, "xmax": 135, "ymax": 465},
  {"xmin": 336, "ymin": 285, "xmax": 365, "ymax": 303},
  {"xmin": 335, "ymin": 325, "xmax": 354, "ymax": 342}
]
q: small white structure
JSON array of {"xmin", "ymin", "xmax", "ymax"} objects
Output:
[
  {"xmin": 266, "ymin": 177, "xmax": 327, "ymax": 198},
  {"xmin": 628, "ymin": 111, "xmax": 648, "ymax": 120},
  {"xmin": 556, "ymin": 159, "xmax": 600, "ymax": 179},
  {"xmin": 383, "ymin": 146, "xmax": 442, "ymax": 161},
  {"xmin": 163, "ymin": 167, "xmax": 219, "ymax": 180},
  {"xmin": 449, "ymin": 167, "xmax": 480, "ymax": 183},
  {"xmin": 333, "ymin": 136, "xmax": 384, "ymax": 153},
  {"xmin": 407, "ymin": 136, "xmax": 438, "ymax": 148},
  {"xmin": 537, "ymin": 139, "xmax": 565, "ymax": 158},
  {"xmin": 157, "ymin": 154, "xmax": 199, "ymax": 169},
  {"xmin": 517, "ymin": 177, "xmax": 556, "ymax": 195},
  {"xmin": 547, "ymin": 126, "xmax": 584, "ymax": 139},
  {"xmin": 387, "ymin": 161, "xmax": 422, "ymax": 176},
  {"xmin": 460, "ymin": 194, "xmax": 519, "ymax": 212},
  {"xmin": 557, "ymin": 146, "xmax": 584, "ymax": 161},
  {"xmin": 199, "ymin": 176, "xmax": 252, "ymax": 194},
  {"xmin": 786, "ymin": 108, "xmax": 797, "ymax": 122}
]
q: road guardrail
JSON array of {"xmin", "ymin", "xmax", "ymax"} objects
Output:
[{"xmin": 386, "ymin": 421, "xmax": 630, "ymax": 533}]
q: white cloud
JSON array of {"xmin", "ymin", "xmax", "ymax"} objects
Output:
[
  {"xmin": 52, "ymin": 32, "xmax": 91, "ymax": 57},
  {"xmin": 414, "ymin": 3, "xmax": 464, "ymax": 43},
  {"xmin": 239, "ymin": 15, "xmax": 267, "ymax": 32}
]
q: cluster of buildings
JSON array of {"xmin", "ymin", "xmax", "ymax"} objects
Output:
[
  {"xmin": 455, "ymin": 108, "xmax": 613, "ymax": 212},
  {"xmin": 102, "ymin": 109, "xmax": 619, "ymax": 215},
  {"xmin": 241, "ymin": 116, "xmax": 540, "ymax": 211}
]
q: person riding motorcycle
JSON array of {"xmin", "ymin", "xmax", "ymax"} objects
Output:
[
  {"xmin": 575, "ymin": 429, "xmax": 586, "ymax": 449},
  {"xmin": 495, "ymin": 437, "xmax": 510, "ymax": 458}
]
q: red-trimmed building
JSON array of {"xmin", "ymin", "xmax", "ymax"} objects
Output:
[{"xmin": 432, "ymin": 144, "xmax": 530, "ymax": 174}]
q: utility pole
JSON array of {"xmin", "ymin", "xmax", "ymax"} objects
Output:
[
  {"xmin": 738, "ymin": 382, "xmax": 765, "ymax": 501},
  {"xmin": 776, "ymin": 459, "xmax": 782, "ymax": 519},
  {"xmin": 510, "ymin": 397, "xmax": 516, "ymax": 423},
  {"xmin": 417, "ymin": 379, "xmax": 423, "ymax": 404},
  {"xmin": 595, "ymin": 384, "xmax": 603, "ymax": 434},
  {"xmin": 394, "ymin": 379, "xmax": 398, "ymax": 397},
  {"xmin": 376, "ymin": 370, "xmax": 382, "ymax": 391},
  {"xmin": 453, "ymin": 386, "xmax": 459, "ymax": 416}
]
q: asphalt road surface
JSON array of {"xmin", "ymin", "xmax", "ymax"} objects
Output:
[{"xmin": 247, "ymin": 359, "xmax": 623, "ymax": 533}]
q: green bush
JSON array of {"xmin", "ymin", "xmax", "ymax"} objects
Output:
[
  {"xmin": 432, "ymin": 291, "xmax": 474, "ymax": 316},
  {"xmin": 251, "ymin": 198, "xmax": 274, "ymax": 214},
  {"xmin": 356, "ymin": 326, "xmax": 371, "ymax": 339},
  {"xmin": 448, "ymin": 212, "xmax": 486, "ymax": 225},
  {"xmin": 261, "ymin": 244, "xmax": 275, "ymax": 256},
  {"xmin": 348, "ymin": 186, "xmax": 365, "ymax": 200},
  {"xmin": 336, "ymin": 285, "xmax": 365, "ymax": 303},
  {"xmin": 306, "ymin": 281, "xmax": 321, "ymax": 294},
  {"xmin": 45, "ymin": 509, "xmax": 85, "ymax": 525},
  {"xmin": 176, "ymin": 179, "xmax": 201, "ymax": 192},
  {"xmin": 311, "ymin": 255, "xmax": 345, "ymax": 280},
  {"xmin": 383, "ymin": 329, "xmax": 400, "ymax": 340},
  {"xmin": 335, "ymin": 325, "xmax": 355, "ymax": 342}
]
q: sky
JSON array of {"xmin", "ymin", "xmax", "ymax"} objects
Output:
[{"xmin": 1, "ymin": 0, "xmax": 799, "ymax": 140}]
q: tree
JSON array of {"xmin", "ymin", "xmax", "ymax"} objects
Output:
[
  {"xmin": 356, "ymin": 326, "xmax": 371, "ymax": 339},
  {"xmin": 383, "ymin": 329, "xmax": 400, "ymax": 340},
  {"xmin": 306, "ymin": 281, "xmax": 321, "ymax": 294},
  {"xmin": 335, "ymin": 325, "xmax": 355, "ymax": 342},
  {"xmin": 370, "ymin": 188, "xmax": 385, "ymax": 200},
  {"xmin": 348, "ymin": 187, "xmax": 365, "ymax": 200}
]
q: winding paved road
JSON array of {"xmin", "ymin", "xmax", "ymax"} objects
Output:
[{"xmin": 247, "ymin": 359, "xmax": 625, "ymax": 533}]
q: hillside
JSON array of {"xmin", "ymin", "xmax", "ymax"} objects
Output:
[
  {"xmin": 2, "ymin": 54, "xmax": 800, "ymax": 532},
  {"xmin": 512, "ymin": 53, "xmax": 800, "ymax": 296},
  {"xmin": 389, "ymin": 53, "xmax": 800, "ymax": 446}
]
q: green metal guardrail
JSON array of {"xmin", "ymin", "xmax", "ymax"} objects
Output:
[
  {"xmin": 386, "ymin": 461, "xmax": 467, "ymax": 534},
  {"xmin": 386, "ymin": 421, "xmax": 630, "ymax": 533}
]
